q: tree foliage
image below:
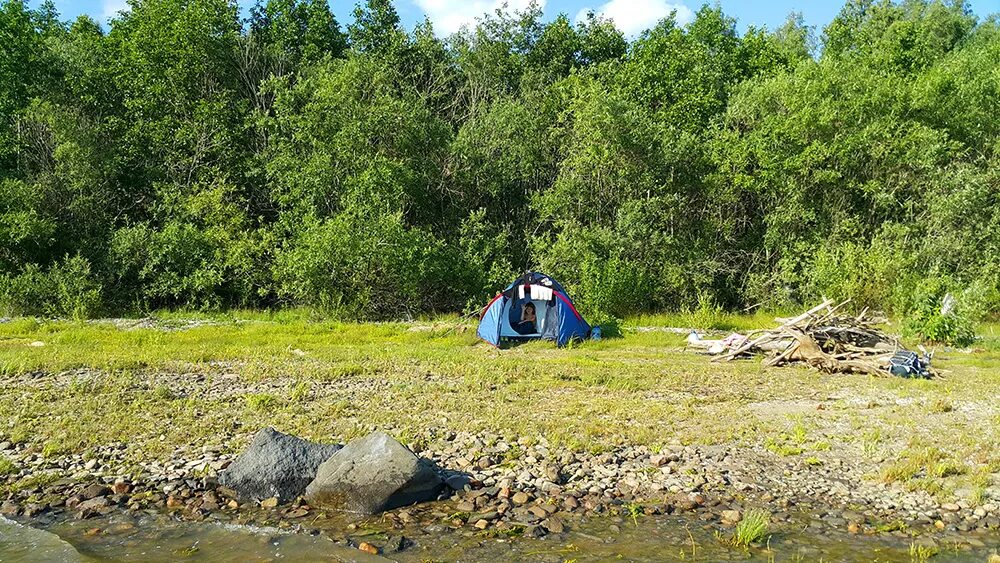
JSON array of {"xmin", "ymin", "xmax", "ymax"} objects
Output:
[{"xmin": 1, "ymin": 0, "xmax": 998, "ymax": 322}]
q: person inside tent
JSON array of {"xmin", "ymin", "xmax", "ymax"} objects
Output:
[{"xmin": 513, "ymin": 302, "xmax": 537, "ymax": 335}]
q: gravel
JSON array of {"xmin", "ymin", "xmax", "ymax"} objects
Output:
[{"xmin": 0, "ymin": 424, "xmax": 997, "ymax": 550}]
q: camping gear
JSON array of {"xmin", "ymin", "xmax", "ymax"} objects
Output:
[
  {"xmin": 477, "ymin": 272, "xmax": 591, "ymax": 347},
  {"xmin": 706, "ymin": 300, "xmax": 938, "ymax": 378},
  {"xmin": 888, "ymin": 350, "xmax": 932, "ymax": 379}
]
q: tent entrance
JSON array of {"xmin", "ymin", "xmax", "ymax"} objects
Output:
[{"xmin": 499, "ymin": 298, "xmax": 552, "ymax": 339}]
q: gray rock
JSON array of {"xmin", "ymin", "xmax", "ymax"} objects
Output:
[
  {"xmin": 305, "ymin": 431, "xmax": 443, "ymax": 515},
  {"xmin": 80, "ymin": 483, "xmax": 111, "ymax": 500},
  {"xmin": 219, "ymin": 427, "xmax": 341, "ymax": 503}
]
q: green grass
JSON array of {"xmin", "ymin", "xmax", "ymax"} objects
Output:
[
  {"xmin": 909, "ymin": 542, "xmax": 938, "ymax": 562},
  {"xmin": 624, "ymin": 310, "xmax": 782, "ymax": 333},
  {"xmin": 0, "ymin": 456, "xmax": 17, "ymax": 476},
  {"xmin": 0, "ymin": 314, "xmax": 999, "ymax": 501},
  {"xmin": 730, "ymin": 509, "xmax": 770, "ymax": 548}
]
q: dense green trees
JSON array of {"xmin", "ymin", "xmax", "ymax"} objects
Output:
[{"xmin": 0, "ymin": 0, "xmax": 997, "ymax": 322}]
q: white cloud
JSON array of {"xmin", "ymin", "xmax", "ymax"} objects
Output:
[
  {"xmin": 101, "ymin": 0, "xmax": 129, "ymax": 23},
  {"xmin": 412, "ymin": 0, "xmax": 546, "ymax": 35},
  {"xmin": 575, "ymin": 0, "xmax": 693, "ymax": 36}
]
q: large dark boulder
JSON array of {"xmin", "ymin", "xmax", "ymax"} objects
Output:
[
  {"xmin": 219, "ymin": 427, "xmax": 341, "ymax": 503},
  {"xmin": 305, "ymin": 431, "xmax": 443, "ymax": 515}
]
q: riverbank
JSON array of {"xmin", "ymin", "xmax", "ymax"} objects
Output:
[{"xmin": 1, "ymin": 317, "xmax": 999, "ymax": 558}]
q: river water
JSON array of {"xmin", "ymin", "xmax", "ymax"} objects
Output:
[{"xmin": 1, "ymin": 512, "xmax": 996, "ymax": 562}]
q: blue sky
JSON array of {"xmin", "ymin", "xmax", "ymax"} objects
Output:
[{"xmin": 29, "ymin": 0, "xmax": 1000, "ymax": 37}]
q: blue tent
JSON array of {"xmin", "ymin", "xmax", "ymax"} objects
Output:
[{"xmin": 477, "ymin": 272, "xmax": 591, "ymax": 347}]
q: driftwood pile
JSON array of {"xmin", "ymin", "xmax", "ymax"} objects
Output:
[{"xmin": 691, "ymin": 300, "xmax": 935, "ymax": 377}]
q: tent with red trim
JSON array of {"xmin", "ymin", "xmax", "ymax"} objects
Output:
[{"xmin": 476, "ymin": 272, "xmax": 591, "ymax": 347}]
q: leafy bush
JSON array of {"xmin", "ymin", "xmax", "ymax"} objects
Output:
[
  {"xmin": 110, "ymin": 222, "xmax": 226, "ymax": 311},
  {"xmin": 273, "ymin": 211, "xmax": 461, "ymax": 317},
  {"xmin": 902, "ymin": 278, "xmax": 977, "ymax": 347},
  {"xmin": 806, "ymin": 223, "xmax": 915, "ymax": 309},
  {"xmin": 536, "ymin": 223, "xmax": 657, "ymax": 318},
  {"xmin": 458, "ymin": 209, "xmax": 518, "ymax": 309},
  {"xmin": 0, "ymin": 255, "xmax": 102, "ymax": 319}
]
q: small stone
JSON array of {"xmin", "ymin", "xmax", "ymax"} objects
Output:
[
  {"xmin": 544, "ymin": 517, "xmax": 565, "ymax": 533},
  {"xmin": 455, "ymin": 501, "xmax": 475, "ymax": 513},
  {"xmin": 512, "ymin": 492, "xmax": 530, "ymax": 505},
  {"xmin": 78, "ymin": 497, "xmax": 110, "ymax": 511},
  {"xmin": 260, "ymin": 497, "xmax": 279, "ymax": 509},
  {"xmin": 563, "ymin": 496, "xmax": 579, "ymax": 510},
  {"xmin": 84, "ymin": 459, "xmax": 98, "ymax": 471},
  {"xmin": 80, "ymin": 484, "xmax": 111, "ymax": 500},
  {"xmin": 473, "ymin": 511, "xmax": 499, "ymax": 522},
  {"xmin": 166, "ymin": 496, "xmax": 184, "ymax": 509},
  {"xmin": 227, "ymin": 499, "xmax": 239, "ymax": 509},
  {"xmin": 76, "ymin": 508, "xmax": 101, "ymax": 520},
  {"xmin": 848, "ymin": 522, "xmax": 861, "ymax": 534},
  {"xmin": 357, "ymin": 542, "xmax": 378, "ymax": 555},
  {"xmin": 721, "ymin": 510, "xmax": 741, "ymax": 525},
  {"xmin": 529, "ymin": 505, "xmax": 548, "ymax": 518},
  {"xmin": 111, "ymin": 482, "xmax": 130, "ymax": 495},
  {"xmin": 942, "ymin": 503, "xmax": 961, "ymax": 512},
  {"xmin": 473, "ymin": 519, "xmax": 489, "ymax": 530},
  {"xmin": 524, "ymin": 525, "xmax": 546, "ymax": 538}
]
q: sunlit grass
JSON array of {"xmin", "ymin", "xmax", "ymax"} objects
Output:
[
  {"xmin": 730, "ymin": 509, "xmax": 770, "ymax": 548},
  {"xmin": 0, "ymin": 314, "xmax": 998, "ymax": 501}
]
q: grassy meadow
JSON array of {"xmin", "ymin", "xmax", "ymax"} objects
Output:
[{"xmin": 1, "ymin": 313, "xmax": 998, "ymax": 503}]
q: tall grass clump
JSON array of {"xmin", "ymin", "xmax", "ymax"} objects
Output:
[{"xmin": 731, "ymin": 509, "xmax": 770, "ymax": 548}]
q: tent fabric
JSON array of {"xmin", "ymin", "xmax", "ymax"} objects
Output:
[
  {"xmin": 477, "ymin": 272, "xmax": 591, "ymax": 347},
  {"xmin": 477, "ymin": 293, "xmax": 504, "ymax": 348}
]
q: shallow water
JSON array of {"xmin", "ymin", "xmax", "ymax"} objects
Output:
[
  {"xmin": 3, "ymin": 512, "xmax": 997, "ymax": 562},
  {"xmin": 0, "ymin": 516, "xmax": 84, "ymax": 562}
]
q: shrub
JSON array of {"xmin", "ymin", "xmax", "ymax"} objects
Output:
[
  {"xmin": 274, "ymin": 212, "xmax": 460, "ymax": 318},
  {"xmin": 48, "ymin": 255, "xmax": 103, "ymax": 319},
  {"xmin": 901, "ymin": 278, "xmax": 977, "ymax": 347},
  {"xmin": 0, "ymin": 255, "xmax": 102, "ymax": 319},
  {"xmin": 535, "ymin": 223, "xmax": 657, "ymax": 318},
  {"xmin": 806, "ymin": 223, "xmax": 915, "ymax": 310},
  {"xmin": 109, "ymin": 222, "xmax": 226, "ymax": 311}
]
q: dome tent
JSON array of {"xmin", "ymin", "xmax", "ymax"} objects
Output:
[{"xmin": 477, "ymin": 272, "xmax": 591, "ymax": 347}]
